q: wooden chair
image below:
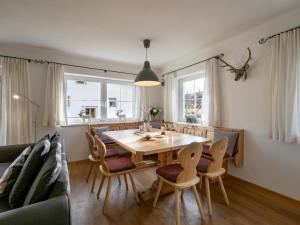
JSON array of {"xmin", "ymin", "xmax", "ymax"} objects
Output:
[
  {"xmin": 196, "ymin": 137, "xmax": 230, "ymax": 215},
  {"xmin": 85, "ymin": 131, "xmax": 119, "ymax": 192},
  {"xmin": 153, "ymin": 142, "xmax": 205, "ymax": 225},
  {"xmin": 94, "ymin": 135, "xmax": 139, "ymax": 213}
]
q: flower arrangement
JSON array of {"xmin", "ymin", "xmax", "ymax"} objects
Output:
[
  {"xmin": 143, "ymin": 106, "xmax": 162, "ymax": 122},
  {"xmin": 150, "ymin": 106, "xmax": 162, "ymax": 120}
]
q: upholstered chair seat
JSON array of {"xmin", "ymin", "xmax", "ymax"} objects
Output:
[
  {"xmin": 102, "ymin": 139, "xmax": 116, "ymax": 145},
  {"xmin": 106, "ymin": 157, "xmax": 136, "ymax": 173},
  {"xmin": 156, "ymin": 164, "xmax": 183, "ymax": 183},
  {"xmin": 196, "ymin": 158, "xmax": 213, "ymax": 173},
  {"xmin": 93, "ymin": 149, "xmax": 119, "ymax": 159}
]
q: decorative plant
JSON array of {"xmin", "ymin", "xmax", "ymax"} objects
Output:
[
  {"xmin": 143, "ymin": 106, "xmax": 162, "ymax": 122},
  {"xmin": 150, "ymin": 106, "xmax": 162, "ymax": 121}
]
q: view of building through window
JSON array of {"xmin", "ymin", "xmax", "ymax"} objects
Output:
[
  {"xmin": 65, "ymin": 75, "xmax": 135, "ymax": 124},
  {"xmin": 179, "ymin": 74, "xmax": 205, "ymax": 123},
  {"xmin": 106, "ymin": 83, "xmax": 134, "ymax": 119}
]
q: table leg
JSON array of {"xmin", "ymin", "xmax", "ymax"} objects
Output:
[{"xmin": 139, "ymin": 151, "xmax": 175, "ymax": 201}]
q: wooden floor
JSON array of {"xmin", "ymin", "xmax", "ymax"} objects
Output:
[{"xmin": 69, "ymin": 160, "xmax": 300, "ymax": 225}]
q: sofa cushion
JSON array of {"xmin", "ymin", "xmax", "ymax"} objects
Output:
[
  {"xmin": 23, "ymin": 142, "xmax": 62, "ymax": 206},
  {"xmin": 0, "ymin": 196, "xmax": 10, "ymax": 213},
  {"xmin": 9, "ymin": 139, "xmax": 50, "ymax": 208},
  {"xmin": 37, "ymin": 134, "xmax": 50, "ymax": 142},
  {"xmin": 0, "ymin": 147, "xmax": 32, "ymax": 198},
  {"xmin": 213, "ymin": 129, "xmax": 238, "ymax": 157},
  {"xmin": 0, "ymin": 163, "xmax": 11, "ymax": 177}
]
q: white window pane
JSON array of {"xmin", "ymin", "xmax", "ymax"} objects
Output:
[
  {"xmin": 120, "ymin": 102, "xmax": 133, "ymax": 118},
  {"xmin": 195, "ymin": 78, "xmax": 205, "ymax": 92},
  {"xmin": 66, "ymin": 78, "xmax": 101, "ymax": 124},
  {"xmin": 107, "ymin": 83, "xmax": 120, "ymax": 99},
  {"xmin": 183, "ymin": 80, "xmax": 195, "ymax": 95},
  {"xmin": 66, "ymin": 80, "xmax": 101, "ymax": 101},
  {"xmin": 107, "ymin": 101, "xmax": 120, "ymax": 119},
  {"xmin": 120, "ymin": 85, "xmax": 133, "ymax": 101}
]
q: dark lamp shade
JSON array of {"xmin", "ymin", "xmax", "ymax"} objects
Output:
[{"xmin": 134, "ymin": 61, "xmax": 160, "ymax": 86}]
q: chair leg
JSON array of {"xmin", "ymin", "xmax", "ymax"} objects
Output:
[
  {"xmin": 117, "ymin": 175, "xmax": 121, "ymax": 185},
  {"xmin": 175, "ymin": 189, "xmax": 182, "ymax": 225},
  {"xmin": 86, "ymin": 163, "xmax": 94, "ymax": 183},
  {"xmin": 129, "ymin": 172, "xmax": 139, "ymax": 202},
  {"xmin": 218, "ymin": 176, "xmax": 230, "ymax": 206},
  {"xmin": 103, "ymin": 176, "xmax": 112, "ymax": 213},
  {"xmin": 124, "ymin": 174, "xmax": 128, "ymax": 190},
  {"xmin": 198, "ymin": 175, "xmax": 203, "ymax": 190},
  {"xmin": 91, "ymin": 166, "xmax": 99, "ymax": 193},
  {"xmin": 153, "ymin": 178, "xmax": 163, "ymax": 207},
  {"xmin": 205, "ymin": 177, "xmax": 212, "ymax": 216},
  {"xmin": 192, "ymin": 185, "xmax": 205, "ymax": 219},
  {"xmin": 97, "ymin": 175, "xmax": 106, "ymax": 199}
]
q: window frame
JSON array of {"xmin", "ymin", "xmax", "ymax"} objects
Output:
[
  {"xmin": 178, "ymin": 72, "xmax": 205, "ymax": 123},
  {"xmin": 64, "ymin": 74, "xmax": 136, "ymax": 125}
]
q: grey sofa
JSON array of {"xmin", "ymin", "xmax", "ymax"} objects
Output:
[{"xmin": 0, "ymin": 137, "xmax": 71, "ymax": 225}]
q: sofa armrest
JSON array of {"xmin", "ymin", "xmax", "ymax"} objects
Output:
[
  {"xmin": 0, "ymin": 195, "xmax": 71, "ymax": 225},
  {"xmin": 0, "ymin": 143, "xmax": 35, "ymax": 163}
]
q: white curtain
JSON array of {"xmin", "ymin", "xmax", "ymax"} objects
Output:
[
  {"xmin": 0, "ymin": 57, "xmax": 33, "ymax": 145},
  {"xmin": 163, "ymin": 73, "xmax": 177, "ymax": 122},
  {"xmin": 135, "ymin": 86, "xmax": 150, "ymax": 121},
  {"xmin": 269, "ymin": 28, "xmax": 300, "ymax": 143},
  {"xmin": 42, "ymin": 63, "xmax": 66, "ymax": 127},
  {"xmin": 202, "ymin": 58, "xmax": 221, "ymax": 126}
]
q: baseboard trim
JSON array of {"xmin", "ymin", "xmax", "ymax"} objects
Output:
[
  {"xmin": 226, "ymin": 174, "xmax": 300, "ymax": 204},
  {"xmin": 68, "ymin": 159, "xmax": 89, "ymax": 164}
]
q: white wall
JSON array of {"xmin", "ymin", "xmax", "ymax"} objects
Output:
[
  {"xmin": 0, "ymin": 43, "xmax": 163, "ymax": 161},
  {"xmin": 162, "ymin": 8, "xmax": 300, "ymax": 200}
]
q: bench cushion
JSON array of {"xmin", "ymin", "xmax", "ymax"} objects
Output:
[
  {"xmin": 202, "ymin": 144, "xmax": 231, "ymax": 158},
  {"xmin": 213, "ymin": 129, "xmax": 238, "ymax": 157}
]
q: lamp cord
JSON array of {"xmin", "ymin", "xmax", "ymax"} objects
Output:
[{"xmin": 146, "ymin": 48, "xmax": 148, "ymax": 61}]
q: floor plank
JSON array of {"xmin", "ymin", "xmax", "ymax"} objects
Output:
[{"xmin": 69, "ymin": 160, "xmax": 300, "ymax": 225}]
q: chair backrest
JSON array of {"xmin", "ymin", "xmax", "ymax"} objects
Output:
[
  {"xmin": 94, "ymin": 135, "xmax": 109, "ymax": 171},
  {"xmin": 85, "ymin": 131, "xmax": 98, "ymax": 158},
  {"xmin": 176, "ymin": 142, "xmax": 202, "ymax": 183},
  {"xmin": 207, "ymin": 137, "xmax": 229, "ymax": 173}
]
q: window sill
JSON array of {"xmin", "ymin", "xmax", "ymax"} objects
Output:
[{"xmin": 61, "ymin": 120, "xmax": 140, "ymax": 128}]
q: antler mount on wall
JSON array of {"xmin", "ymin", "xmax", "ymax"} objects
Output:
[{"xmin": 218, "ymin": 47, "xmax": 252, "ymax": 81}]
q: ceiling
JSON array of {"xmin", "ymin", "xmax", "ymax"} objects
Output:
[{"xmin": 0, "ymin": 0, "xmax": 299, "ymax": 67}]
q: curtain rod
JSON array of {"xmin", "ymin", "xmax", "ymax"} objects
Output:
[
  {"xmin": 0, "ymin": 54, "xmax": 137, "ymax": 76},
  {"xmin": 161, "ymin": 53, "xmax": 224, "ymax": 77},
  {"xmin": 259, "ymin": 25, "xmax": 300, "ymax": 44}
]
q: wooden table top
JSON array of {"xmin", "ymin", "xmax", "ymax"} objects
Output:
[{"xmin": 103, "ymin": 129, "xmax": 211, "ymax": 155}]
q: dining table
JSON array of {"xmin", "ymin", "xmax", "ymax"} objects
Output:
[{"xmin": 103, "ymin": 129, "xmax": 211, "ymax": 201}]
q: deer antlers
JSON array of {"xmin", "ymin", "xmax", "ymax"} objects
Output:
[{"xmin": 218, "ymin": 47, "xmax": 252, "ymax": 81}]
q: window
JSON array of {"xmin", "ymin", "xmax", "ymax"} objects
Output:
[
  {"xmin": 106, "ymin": 82, "xmax": 134, "ymax": 119},
  {"xmin": 65, "ymin": 74, "xmax": 136, "ymax": 124},
  {"xmin": 178, "ymin": 73, "xmax": 205, "ymax": 123}
]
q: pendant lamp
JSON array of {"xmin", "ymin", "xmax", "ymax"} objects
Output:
[{"xmin": 134, "ymin": 39, "xmax": 160, "ymax": 86}]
